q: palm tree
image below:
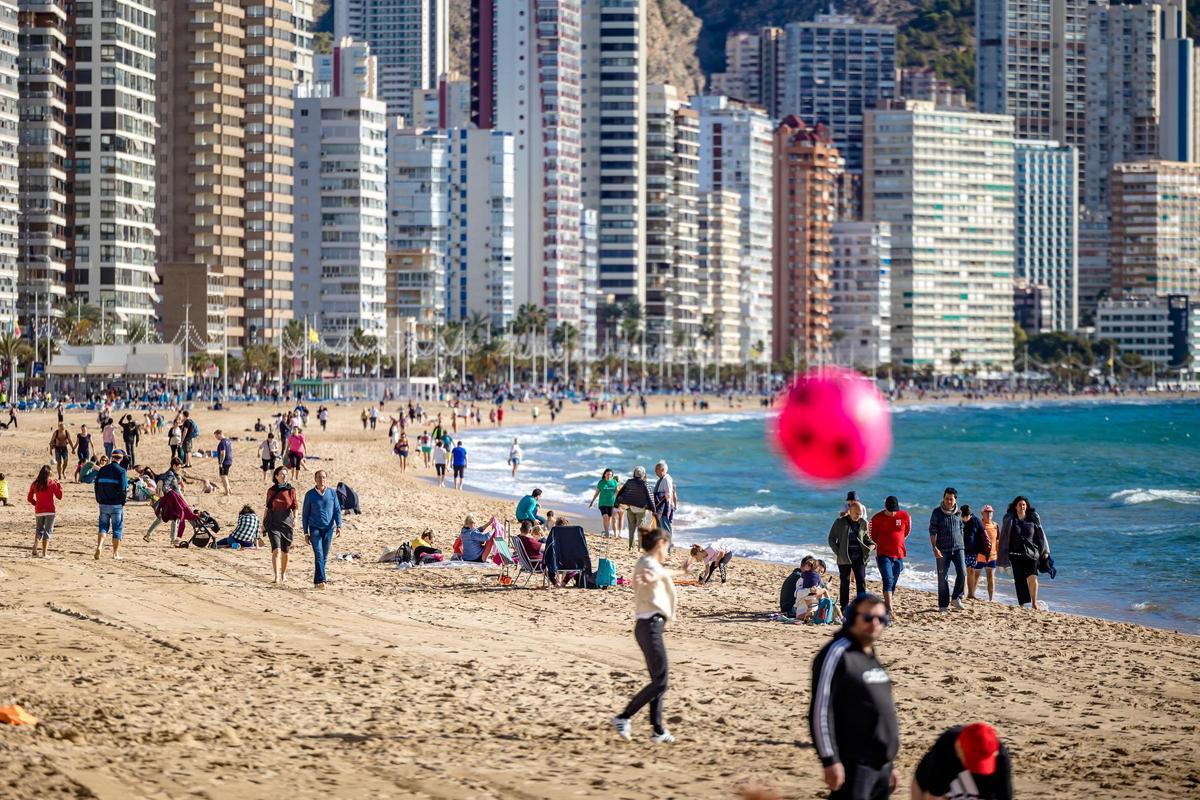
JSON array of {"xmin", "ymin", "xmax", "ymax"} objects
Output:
[
  {"xmin": 124, "ymin": 318, "xmax": 151, "ymax": 345},
  {"xmin": 552, "ymin": 321, "xmax": 579, "ymax": 387},
  {"xmin": 699, "ymin": 314, "xmax": 715, "ymax": 392},
  {"xmin": 0, "ymin": 331, "xmax": 33, "ymax": 393}
]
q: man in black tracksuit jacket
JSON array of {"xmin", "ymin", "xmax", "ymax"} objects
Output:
[{"xmin": 809, "ymin": 594, "xmax": 900, "ymax": 800}]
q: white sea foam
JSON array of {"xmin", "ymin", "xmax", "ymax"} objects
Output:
[
  {"xmin": 1109, "ymin": 488, "xmax": 1200, "ymax": 506},
  {"xmin": 578, "ymin": 445, "xmax": 623, "ymax": 457},
  {"xmin": 677, "ymin": 503, "xmax": 790, "ymax": 528}
]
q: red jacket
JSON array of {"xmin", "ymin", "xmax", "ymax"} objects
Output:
[{"xmin": 27, "ymin": 480, "xmax": 63, "ymax": 514}]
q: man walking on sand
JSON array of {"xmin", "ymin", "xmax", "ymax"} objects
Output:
[
  {"xmin": 809, "ymin": 594, "xmax": 899, "ymax": 800},
  {"xmin": 302, "ymin": 470, "xmax": 342, "ymax": 590},
  {"xmin": 214, "ymin": 430, "xmax": 233, "ymax": 496},
  {"xmin": 451, "ymin": 440, "xmax": 467, "ymax": 490},
  {"xmin": 94, "ymin": 449, "xmax": 129, "ymax": 560},
  {"xmin": 929, "ymin": 487, "xmax": 967, "ymax": 613},
  {"xmin": 870, "ymin": 496, "xmax": 911, "ymax": 619}
]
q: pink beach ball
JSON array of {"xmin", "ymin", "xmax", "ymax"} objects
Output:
[{"xmin": 774, "ymin": 368, "xmax": 892, "ymax": 485}]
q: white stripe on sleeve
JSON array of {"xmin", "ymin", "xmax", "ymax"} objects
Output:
[{"xmin": 813, "ymin": 638, "xmax": 850, "ymax": 759}]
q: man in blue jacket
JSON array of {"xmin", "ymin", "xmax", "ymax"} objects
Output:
[
  {"xmin": 929, "ymin": 487, "xmax": 966, "ymax": 612},
  {"xmin": 94, "ymin": 449, "xmax": 129, "ymax": 560},
  {"xmin": 302, "ymin": 469, "xmax": 342, "ymax": 590}
]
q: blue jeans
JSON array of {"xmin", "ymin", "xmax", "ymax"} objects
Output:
[
  {"xmin": 936, "ymin": 548, "xmax": 966, "ymax": 608},
  {"xmin": 309, "ymin": 526, "xmax": 334, "ymax": 585},
  {"xmin": 876, "ymin": 555, "xmax": 905, "ymax": 593},
  {"xmin": 104, "ymin": 442, "xmax": 114, "ymax": 458},
  {"xmin": 98, "ymin": 504, "xmax": 125, "ymax": 540}
]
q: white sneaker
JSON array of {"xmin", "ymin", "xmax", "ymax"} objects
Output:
[
  {"xmin": 952, "ymin": 598, "xmax": 964, "ymax": 611},
  {"xmin": 650, "ymin": 730, "xmax": 676, "ymax": 744},
  {"xmin": 611, "ymin": 716, "xmax": 631, "ymax": 741}
]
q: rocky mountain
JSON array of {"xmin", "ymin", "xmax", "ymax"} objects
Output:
[{"xmin": 314, "ymin": 0, "xmax": 974, "ymax": 96}]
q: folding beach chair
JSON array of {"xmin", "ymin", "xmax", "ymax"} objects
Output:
[
  {"xmin": 511, "ymin": 535, "xmax": 547, "ymax": 588},
  {"xmin": 490, "ymin": 536, "xmax": 517, "ymax": 584}
]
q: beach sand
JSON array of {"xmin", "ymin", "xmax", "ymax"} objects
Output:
[{"xmin": 1, "ymin": 400, "xmax": 1197, "ymax": 799}]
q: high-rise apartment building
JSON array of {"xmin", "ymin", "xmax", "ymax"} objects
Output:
[
  {"xmin": 772, "ymin": 115, "xmax": 842, "ymax": 368},
  {"xmin": 783, "ymin": 13, "xmax": 896, "ymax": 173},
  {"xmin": 695, "ymin": 95, "xmax": 774, "ymax": 364},
  {"xmin": 864, "ymin": 101, "xmax": 1016, "ymax": 372},
  {"xmin": 579, "ymin": 0, "xmax": 647, "ymax": 303},
  {"xmin": 1078, "ymin": 212, "xmax": 1112, "ymax": 322},
  {"xmin": 293, "ymin": 42, "xmax": 388, "ymax": 347},
  {"xmin": 158, "ymin": 0, "xmax": 296, "ymax": 351},
  {"xmin": 898, "ymin": 67, "xmax": 969, "ymax": 109},
  {"xmin": 580, "ymin": 207, "xmax": 599, "ymax": 361},
  {"xmin": 1110, "ymin": 161, "xmax": 1200, "ymax": 299},
  {"xmin": 472, "ymin": 0, "xmax": 583, "ymax": 328},
  {"xmin": 1160, "ymin": 0, "xmax": 1196, "ymax": 162},
  {"xmin": 70, "ymin": 0, "xmax": 159, "ymax": 336},
  {"xmin": 696, "ymin": 190, "xmax": 742, "ymax": 366},
  {"xmin": 1015, "ymin": 141, "xmax": 1079, "ymax": 332},
  {"xmin": 976, "ymin": 0, "xmax": 1087, "ymax": 150},
  {"xmin": 244, "ymin": 0, "xmax": 298, "ymax": 346},
  {"xmin": 645, "ymin": 84, "xmax": 699, "ymax": 361},
  {"xmin": 386, "ymin": 125, "xmax": 448, "ymax": 335},
  {"xmin": 0, "ymin": 2, "xmax": 16, "ymax": 330},
  {"xmin": 444, "ymin": 127, "xmax": 515, "ymax": 328},
  {"xmin": 292, "ymin": 0, "xmax": 314, "ymax": 86},
  {"xmin": 17, "ymin": 0, "xmax": 68, "ymax": 326},
  {"xmin": 830, "ymin": 221, "xmax": 892, "ymax": 368},
  {"xmin": 709, "ymin": 27, "xmax": 786, "ymax": 118},
  {"xmin": 334, "ymin": 0, "xmax": 447, "ymax": 122},
  {"xmin": 412, "ymin": 72, "xmax": 470, "ymax": 128},
  {"xmin": 1085, "ymin": 1, "xmax": 1161, "ymax": 215}
]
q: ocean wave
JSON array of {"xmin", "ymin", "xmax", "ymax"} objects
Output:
[
  {"xmin": 1131, "ymin": 601, "xmax": 1163, "ymax": 612},
  {"xmin": 578, "ymin": 445, "xmax": 623, "ymax": 456},
  {"xmin": 677, "ymin": 503, "xmax": 790, "ymax": 529},
  {"xmin": 1109, "ymin": 488, "xmax": 1200, "ymax": 506}
]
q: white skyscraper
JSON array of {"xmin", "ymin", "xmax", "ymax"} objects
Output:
[
  {"xmin": 865, "ymin": 101, "xmax": 1015, "ymax": 372},
  {"xmin": 579, "ymin": 0, "xmax": 647, "ymax": 303},
  {"xmin": 334, "ymin": 0, "xmax": 446, "ymax": 122},
  {"xmin": 474, "ymin": 0, "xmax": 583, "ymax": 328},
  {"xmin": 696, "ymin": 190, "xmax": 743, "ymax": 367},
  {"xmin": 831, "ymin": 221, "xmax": 892, "ymax": 368},
  {"xmin": 71, "ymin": 0, "xmax": 159, "ymax": 334},
  {"xmin": 695, "ymin": 95, "xmax": 774, "ymax": 364},
  {"xmin": 444, "ymin": 127, "xmax": 515, "ymax": 329},
  {"xmin": 1015, "ymin": 141, "xmax": 1079, "ymax": 332},
  {"xmin": 0, "ymin": 2, "xmax": 16, "ymax": 331},
  {"xmin": 293, "ymin": 0, "xmax": 314, "ymax": 85},
  {"xmin": 386, "ymin": 125, "xmax": 448, "ymax": 337},
  {"xmin": 293, "ymin": 43, "xmax": 388, "ymax": 346}
]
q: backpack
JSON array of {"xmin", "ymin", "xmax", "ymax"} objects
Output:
[
  {"xmin": 813, "ymin": 597, "xmax": 835, "ymax": 625},
  {"xmin": 398, "ymin": 542, "xmax": 413, "ymax": 564},
  {"xmin": 594, "ymin": 557, "xmax": 617, "ymax": 588}
]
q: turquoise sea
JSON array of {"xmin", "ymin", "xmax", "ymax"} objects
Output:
[{"xmin": 457, "ymin": 399, "xmax": 1200, "ymax": 634}]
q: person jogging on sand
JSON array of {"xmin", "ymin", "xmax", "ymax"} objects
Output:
[
  {"xmin": 911, "ymin": 722, "xmax": 1012, "ymax": 800},
  {"xmin": 611, "ymin": 526, "xmax": 677, "ymax": 744},
  {"xmin": 809, "ymin": 593, "xmax": 899, "ymax": 800}
]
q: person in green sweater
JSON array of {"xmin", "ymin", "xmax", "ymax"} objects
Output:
[{"xmin": 588, "ymin": 468, "xmax": 620, "ymax": 537}]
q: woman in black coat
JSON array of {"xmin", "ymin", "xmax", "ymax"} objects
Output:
[{"xmin": 998, "ymin": 495, "xmax": 1050, "ymax": 609}]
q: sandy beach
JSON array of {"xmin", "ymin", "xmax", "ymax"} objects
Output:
[{"xmin": 2, "ymin": 399, "xmax": 1198, "ymax": 799}]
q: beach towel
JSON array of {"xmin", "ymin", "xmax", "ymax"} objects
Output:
[{"xmin": 543, "ymin": 525, "xmax": 591, "ymax": 586}]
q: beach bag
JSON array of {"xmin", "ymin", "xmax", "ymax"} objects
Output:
[
  {"xmin": 814, "ymin": 597, "xmax": 835, "ymax": 625},
  {"xmin": 398, "ymin": 543, "xmax": 413, "ymax": 564},
  {"xmin": 594, "ymin": 558, "xmax": 617, "ymax": 588}
]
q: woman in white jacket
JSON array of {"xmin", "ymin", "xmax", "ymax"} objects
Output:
[{"xmin": 611, "ymin": 527, "xmax": 678, "ymax": 744}]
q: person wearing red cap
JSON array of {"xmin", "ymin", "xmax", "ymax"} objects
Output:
[{"xmin": 911, "ymin": 722, "xmax": 1012, "ymax": 800}]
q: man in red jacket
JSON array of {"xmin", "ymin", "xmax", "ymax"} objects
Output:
[{"xmin": 869, "ymin": 496, "xmax": 911, "ymax": 619}]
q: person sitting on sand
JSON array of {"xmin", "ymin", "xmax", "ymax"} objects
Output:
[
  {"xmin": 683, "ymin": 543, "xmax": 734, "ymax": 584},
  {"xmin": 411, "ymin": 529, "xmax": 441, "ymax": 562},
  {"xmin": 457, "ymin": 515, "xmax": 493, "ymax": 563},
  {"xmin": 515, "ymin": 488, "xmax": 546, "ymax": 525},
  {"xmin": 780, "ymin": 556, "xmax": 816, "ymax": 617},
  {"xmin": 79, "ymin": 456, "xmax": 102, "ymax": 484},
  {"xmin": 216, "ymin": 505, "xmax": 261, "ymax": 549},
  {"xmin": 516, "ymin": 520, "xmax": 544, "ymax": 561},
  {"xmin": 912, "ymin": 722, "xmax": 1012, "ymax": 800}
]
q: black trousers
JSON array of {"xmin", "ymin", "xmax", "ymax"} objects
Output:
[
  {"xmin": 1010, "ymin": 554, "xmax": 1037, "ymax": 606},
  {"xmin": 703, "ymin": 552, "xmax": 734, "ymax": 583},
  {"xmin": 838, "ymin": 560, "xmax": 867, "ymax": 610},
  {"xmin": 830, "ymin": 762, "xmax": 892, "ymax": 800},
  {"xmin": 621, "ymin": 615, "xmax": 669, "ymax": 733}
]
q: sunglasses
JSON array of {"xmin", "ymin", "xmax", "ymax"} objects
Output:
[{"xmin": 860, "ymin": 613, "xmax": 890, "ymax": 626}]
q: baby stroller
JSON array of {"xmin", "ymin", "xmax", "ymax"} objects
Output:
[{"xmin": 183, "ymin": 511, "xmax": 221, "ymax": 548}]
